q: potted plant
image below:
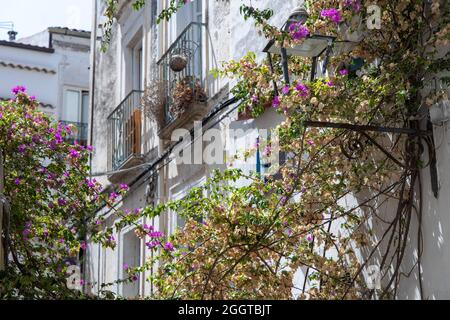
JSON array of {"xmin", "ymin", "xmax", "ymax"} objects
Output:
[{"xmin": 170, "ymin": 76, "xmax": 207, "ymax": 119}]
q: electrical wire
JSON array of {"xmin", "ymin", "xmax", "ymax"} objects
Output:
[{"xmin": 95, "ymin": 97, "xmax": 242, "ymax": 216}]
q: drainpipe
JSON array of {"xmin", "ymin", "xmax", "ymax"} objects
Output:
[{"xmin": 85, "ymin": 0, "xmax": 98, "ymax": 295}]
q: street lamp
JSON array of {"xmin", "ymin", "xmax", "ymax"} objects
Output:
[{"xmin": 263, "ymin": 6, "xmax": 356, "ymax": 83}]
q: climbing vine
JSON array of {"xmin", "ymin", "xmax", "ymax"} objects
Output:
[{"xmin": 99, "ymin": 0, "xmax": 449, "ymax": 300}]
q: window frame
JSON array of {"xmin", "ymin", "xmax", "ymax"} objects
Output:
[{"xmin": 61, "ymin": 86, "xmax": 89, "ymax": 124}]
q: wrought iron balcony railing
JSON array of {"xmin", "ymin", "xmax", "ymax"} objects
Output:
[
  {"xmin": 107, "ymin": 90, "xmax": 144, "ymax": 171},
  {"xmin": 157, "ymin": 22, "xmax": 206, "ymax": 126},
  {"xmin": 60, "ymin": 121, "xmax": 88, "ymax": 145}
]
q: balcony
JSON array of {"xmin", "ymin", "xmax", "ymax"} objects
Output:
[
  {"xmin": 157, "ymin": 22, "xmax": 208, "ymax": 140},
  {"xmin": 107, "ymin": 90, "xmax": 144, "ymax": 180},
  {"xmin": 60, "ymin": 121, "xmax": 88, "ymax": 146}
]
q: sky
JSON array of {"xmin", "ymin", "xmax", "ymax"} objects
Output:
[{"xmin": 0, "ymin": 0, "xmax": 92, "ymax": 41}]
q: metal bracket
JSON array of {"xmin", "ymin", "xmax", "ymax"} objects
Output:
[{"xmin": 302, "ymin": 120, "xmax": 439, "ymax": 198}]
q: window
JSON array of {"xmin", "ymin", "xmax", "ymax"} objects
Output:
[
  {"xmin": 62, "ymin": 89, "xmax": 89, "ymax": 123},
  {"xmin": 62, "ymin": 88, "xmax": 89, "ymax": 145}
]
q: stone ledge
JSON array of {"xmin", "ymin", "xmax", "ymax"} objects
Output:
[
  {"xmin": 158, "ymin": 101, "xmax": 208, "ymax": 141},
  {"xmin": 108, "ymin": 154, "xmax": 145, "ymax": 185}
]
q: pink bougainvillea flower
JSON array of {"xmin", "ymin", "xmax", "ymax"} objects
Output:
[
  {"xmin": 272, "ymin": 96, "xmax": 281, "ymax": 108},
  {"xmin": 339, "ymin": 69, "xmax": 349, "ymax": 76},
  {"xmin": 80, "ymin": 242, "xmax": 87, "ymax": 250},
  {"xmin": 119, "ymin": 183, "xmax": 129, "ymax": 191},
  {"xmin": 11, "ymin": 85, "xmax": 26, "ymax": 95},
  {"xmin": 17, "ymin": 144, "xmax": 27, "ymax": 153},
  {"xmin": 306, "ymin": 234, "xmax": 313, "ymax": 242},
  {"xmin": 320, "ymin": 8, "xmax": 342, "ymax": 24},
  {"xmin": 344, "ymin": 0, "xmax": 361, "ymax": 12},
  {"xmin": 68, "ymin": 148, "xmax": 80, "ymax": 159},
  {"xmin": 164, "ymin": 242, "xmax": 174, "ymax": 252},
  {"xmin": 281, "ymin": 85, "xmax": 290, "ymax": 95},
  {"xmin": 288, "ymin": 22, "xmax": 309, "ymax": 41},
  {"xmin": 109, "ymin": 192, "xmax": 119, "ymax": 201},
  {"xmin": 295, "ymin": 83, "xmax": 309, "ymax": 97},
  {"xmin": 14, "ymin": 178, "xmax": 20, "ymax": 185}
]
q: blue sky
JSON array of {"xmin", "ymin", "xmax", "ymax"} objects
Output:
[{"xmin": 0, "ymin": 0, "xmax": 92, "ymax": 41}]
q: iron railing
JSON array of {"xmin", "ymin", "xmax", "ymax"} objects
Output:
[
  {"xmin": 107, "ymin": 90, "xmax": 144, "ymax": 170},
  {"xmin": 60, "ymin": 121, "xmax": 88, "ymax": 145},
  {"xmin": 157, "ymin": 22, "xmax": 206, "ymax": 125}
]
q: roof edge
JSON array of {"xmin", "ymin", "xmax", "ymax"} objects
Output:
[
  {"xmin": 48, "ymin": 27, "xmax": 91, "ymax": 39},
  {"xmin": 0, "ymin": 40, "xmax": 54, "ymax": 53}
]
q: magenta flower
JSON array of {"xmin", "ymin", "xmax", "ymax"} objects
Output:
[
  {"xmin": 344, "ymin": 0, "xmax": 361, "ymax": 12},
  {"xmin": 57, "ymin": 198, "xmax": 67, "ymax": 206},
  {"xmin": 80, "ymin": 242, "xmax": 87, "ymax": 250},
  {"xmin": 164, "ymin": 242, "xmax": 174, "ymax": 252},
  {"xmin": 288, "ymin": 22, "xmax": 309, "ymax": 41},
  {"xmin": 320, "ymin": 8, "xmax": 342, "ymax": 24},
  {"xmin": 327, "ymin": 80, "xmax": 334, "ymax": 87},
  {"xmin": 272, "ymin": 96, "xmax": 281, "ymax": 108},
  {"xmin": 109, "ymin": 192, "xmax": 119, "ymax": 201},
  {"xmin": 86, "ymin": 179, "xmax": 96, "ymax": 189},
  {"xmin": 119, "ymin": 183, "xmax": 129, "ymax": 191},
  {"xmin": 143, "ymin": 224, "xmax": 154, "ymax": 231},
  {"xmin": 149, "ymin": 231, "xmax": 163, "ymax": 238},
  {"xmin": 339, "ymin": 69, "xmax": 349, "ymax": 76},
  {"xmin": 68, "ymin": 148, "xmax": 80, "ymax": 159},
  {"xmin": 307, "ymin": 139, "xmax": 314, "ymax": 146},
  {"xmin": 17, "ymin": 144, "xmax": 27, "ymax": 153},
  {"xmin": 86, "ymin": 145, "xmax": 94, "ymax": 152},
  {"xmin": 295, "ymin": 83, "xmax": 309, "ymax": 97},
  {"xmin": 145, "ymin": 240, "xmax": 160, "ymax": 249},
  {"xmin": 251, "ymin": 94, "xmax": 259, "ymax": 103},
  {"xmin": 123, "ymin": 263, "xmax": 129, "ymax": 271},
  {"xmin": 11, "ymin": 85, "xmax": 26, "ymax": 95},
  {"xmin": 306, "ymin": 234, "xmax": 313, "ymax": 242},
  {"xmin": 281, "ymin": 85, "xmax": 290, "ymax": 95},
  {"xmin": 14, "ymin": 178, "xmax": 20, "ymax": 185}
]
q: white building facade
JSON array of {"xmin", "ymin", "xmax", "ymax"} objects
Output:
[
  {"xmin": 0, "ymin": 27, "xmax": 91, "ymax": 144},
  {"xmin": 87, "ymin": 0, "xmax": 450, "ymax": 300}
]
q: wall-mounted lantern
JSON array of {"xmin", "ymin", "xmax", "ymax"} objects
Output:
[{"xmin": 263, "ymin": 6, "xmax": 356, "ymax": 83}]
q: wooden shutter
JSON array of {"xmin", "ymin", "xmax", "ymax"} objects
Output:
[{"xmin": 132, "ymin": 109, "xmax": 142, "ymax": 154}]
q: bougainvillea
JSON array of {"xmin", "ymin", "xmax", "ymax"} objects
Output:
[
  {"xmin": 0, "ymin": 89, "xmax": 128, "ymax": 299},
  {"xmin": 95, "ymin": 0, "xmax": 450, "ymax": 300}
]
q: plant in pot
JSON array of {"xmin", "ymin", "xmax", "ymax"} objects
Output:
[{"xmin": 170, "ymin": 76, "xmax": 207, "ymax": 119}]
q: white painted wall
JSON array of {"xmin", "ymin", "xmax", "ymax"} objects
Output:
[{"xmin": 0, "ymin": 29, "xmax": 90, "ymax": 119}]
